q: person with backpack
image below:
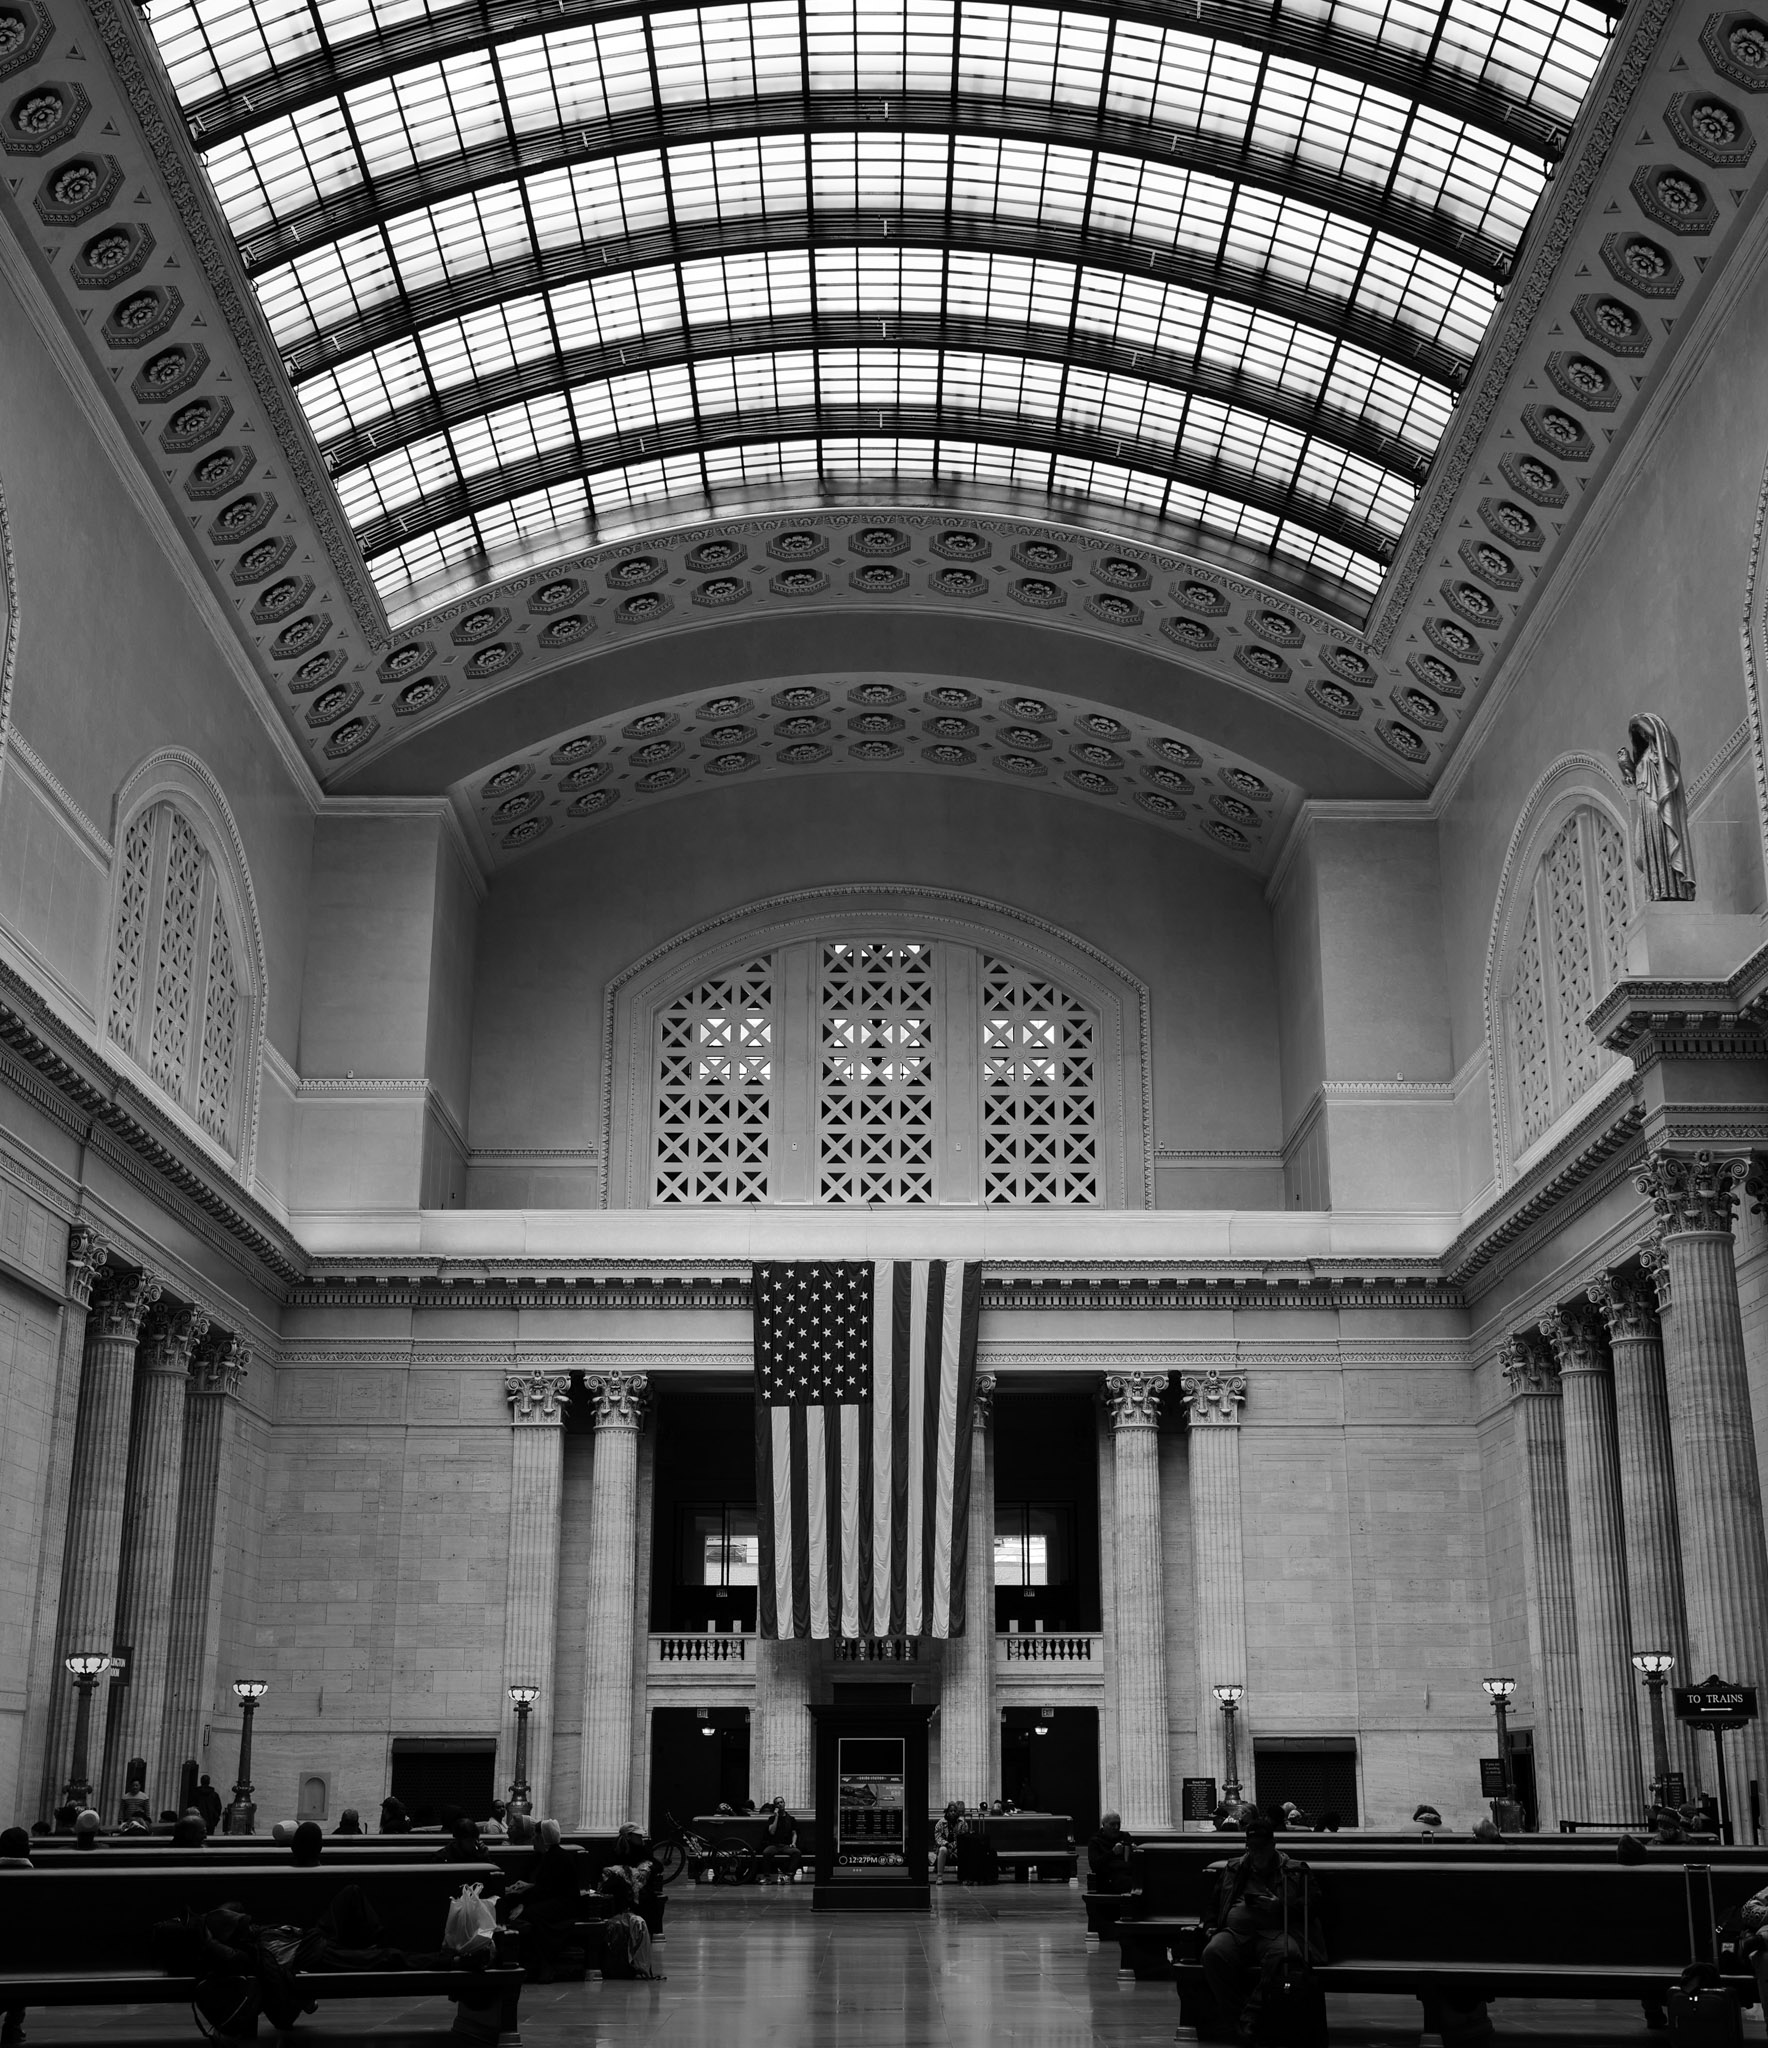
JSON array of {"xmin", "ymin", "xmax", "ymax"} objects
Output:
[{"xmin": 1200, "ymin": 1810, "xmax": 1327, "ymax": 2042}]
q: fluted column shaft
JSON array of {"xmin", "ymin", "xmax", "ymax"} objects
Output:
[
  {"xmin": 939, "ymin": 1375, "xmax": 996, "ymax": 1808},
  {"xmin": 1504, "ymin": 1334, "xmax": 1588, "ymax": 1828},
  {"xmin": 1592, "ymin": 1269, "xmax": 1700, "ymax": 1792},
  {"xmin": 751, "ymin": 1640, "xmax": 814, "ymax": 1811},
  {"xmin": 1639, "ymin": 1152, "xmax": 1768, "ymax": 1798},
  {"xmin": 1182, "ymin": 1372, "xmax": 1249, "ymax": 1812},
  {"xmin": 579, "ymin": 1372, "xmax": 648, "ymax": 1829},
  {"xmin": 160, "ymin": 1335, "xmax": 248, "ymax": 1796},
  {"xmin": 105, "ymin": 1302, "xmax": 208, "ymax": 1816},
  {"xmin": 501, "ymin": 1371, "xmax": 572, "ymax": 1817},
  {"xmin": 32, "ymin": 1227, "xmax": 108, "ymax": 1820},
  {"xmin": 1105, "ymin": 1372, "xmax": 1172, "ymax": 1832},
  {"xmin": 49, "ymin": 1267, "xmax": 158, "ymax": 1811},
  {"xmin": 1544, "ymin": 1306, "xmax": 1642, "ymax": 1822}
]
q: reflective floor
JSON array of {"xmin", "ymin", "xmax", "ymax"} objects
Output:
[{"xmin": 20, "ymin": 1886, "xmax": 1755, "ymax": 2045}]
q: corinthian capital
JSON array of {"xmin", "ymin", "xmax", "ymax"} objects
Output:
[
  {"xmin": 64, "ymin": 1225, "xmax": 109, "ymax": 1309},
  {"xmin": 507, "ymin": 1369, "xmax": 573, "ymax": 1426},
  {"xmin": 139, "ymin": 1301, "xmax": 211, "ymax": 1375},
  {"xmin": 92, "ymin": 1267, "xmax": 161, "ymax": 1341},
  {"xmin": 1638, "ymin": 1240, "xmax": 1673, "ymax": 1315},
  {"xmin": 1501, "ymin": 1329, "xmax": 1558, "ymax": 1397},
  {"xmin": 195, "ymin": 1330, "xmax": 249, "ymax": 1397},
  {"xmin": 1590, "ymin": 1269, "xmax": 1659, "ymax": 1343},
  {"xmin": 1541, "ymin": 1302, "xmax": 1605, "ymax": 1377},
  {"xmin": 970, "ymin": 1373, "xmax": 996, "ymax": 1431},
  {"xmin": 1634, "ymin": 1149, "xmax": 1748, "ymax": 1237},
  {"xmin": 583, "ymin": 1370, "xmax": 649, "ymax": 1430},
  {"xmin": 1102, "ymin": 1370, "xmax": 1167, "ymax": 1430},
  {"xmin": 1178, "ymin": 1369, "xmax": 1247, "ymax": 1427}
]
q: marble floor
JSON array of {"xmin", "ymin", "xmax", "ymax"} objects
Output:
[{"xmin": 19, "ymin": 1887, "xmax": 1747, "ymax": 2046}]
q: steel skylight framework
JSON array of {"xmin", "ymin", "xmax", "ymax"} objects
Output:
[{"xmin": 145, "ymin": 0, "xmax": 1612, "ymax": 617}]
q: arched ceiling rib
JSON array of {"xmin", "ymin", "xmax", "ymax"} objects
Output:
[{"xmin": 144, "ymin": 0, "xmax": 1611, "ymax": 618}]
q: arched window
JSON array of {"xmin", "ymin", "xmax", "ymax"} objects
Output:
[
  {"xmin": 107, "ymin": 799, "xmax": 250, "ymax": 1157},
  {"xmin": 1504, "ymin": 806, "xmax": 1632, "ymax": 1157},
  {"xmin": 648, "ymin": 932, "xmax": 1107, "ymax": 1205}
]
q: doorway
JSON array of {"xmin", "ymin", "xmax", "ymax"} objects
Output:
[
  {"xmin": 649, "ymin": 1707, "xmax": 750, "ymax": 1838},
  {"xmin": 1000, "ymin": 1706, "xmax": 1098, "ymax": 1836},
  {"xmin": 388, "ymin": 1740, "xmax": 496, "ymax": 1826}
]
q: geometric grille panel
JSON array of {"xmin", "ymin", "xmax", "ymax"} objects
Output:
[
  {"xmin": 1546, "ymin": 815, "xmax": 1600, "ymax": 1106},
  {"xmin": 652, "ymin": 957, "xmax": 775, "ymax": 1204},
  {"xmin": 980, "ymin": 956, "xmax": 1099, "ymax": 1206},
  {"xmin": 816, "ymin": 939, "xmax": 937, "ymax": 1205},
  {"xmin": 1513, "ymin": 895, "xmax": 1553, "ymax": 1150}
]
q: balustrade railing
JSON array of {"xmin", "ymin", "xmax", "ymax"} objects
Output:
[
  {"xmin": 834, "ymin": 1637, "xmax": 920, "ymax": 1661},
  {"xmin": 651, "ymin": 1634, "xmax": 751, "ymax": 1664},
  {"xmin": 998, "ymin": 1633, "xmax": 1097, "ymax": 1663}
]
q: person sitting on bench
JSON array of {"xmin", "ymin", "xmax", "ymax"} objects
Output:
[
  {"xmin": 1086, "ymin": 1812, "xmax": 1135, "ymax": 1893},
  {"xmin": 1200, "ymin": 1811, "xmax": 1326, "ymax": 2041}
]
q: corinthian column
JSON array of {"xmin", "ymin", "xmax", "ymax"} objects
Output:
[
  {"xmin": 1638, "ymin": 1150, "xmax": 1768, "ymax": 1796},
  {"xmin": 50, "ymin": 1265, "xmax": 158, "ymax": 1809},
  {"xmin": 1590, "ymin": 1266, "xmax": 1698, "ymax": 1791},
  {"xmin": 1542, "ymin": 1303, "xmax": 1642, "ymax": 1821},
  {"xmin": 502, "ymin": 1370, "xmax": 572, "ymax": 1817},
  {"xmin": 160, "ymin": 1333, "xmax": 249, "ymax": 1798},
  {"xmin": 1181, "ymin": 1370, "xmax": 1249, "ymax": 1812},
  {"xmin": 940, "ymin": 1373, "xmax": 997, "ymax": 1809},
  {"xmin": 578, "ymin": 1371, "xmax": 648, "ymax": 1829},
  {"xmin": 1104, "ymin": 1371, "xmax": 1172, "ymax": 1831},
  {"xmin": 31, "ymin": 1226, "xmax": 108, "ymax": 1819},
  {"xmin": 1503, "ymin": 1331, "xmax": 1588, "ymax": 1828},
  {"xmin": 104, "ymin": 1300, "xmax": 209, "ymax": 1816}
]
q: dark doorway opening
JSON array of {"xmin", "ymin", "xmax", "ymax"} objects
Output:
[
  {"xmin": 388, "ymin": 1739, "xmax": 497, "ymax": 1826},
  {"xmin": 1252, "ymin": 1740, "xmax": 1359, "ymax": 1825},
  {"xmin": 649, "ymin": 1707, "xmax": 750, "ymax": 1838},
  {"xmin": 1001, "ymin": 1706, "xmax": 1099, "ymax": 1837},
  {"xmin": 1510, "ymin": 1730, "xmax": 1539, "ymax": 1831}
]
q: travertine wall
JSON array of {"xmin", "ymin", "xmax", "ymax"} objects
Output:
[{"xmin": 0, "ymin": 1272, "xmax": 65, "ymax": 1809}]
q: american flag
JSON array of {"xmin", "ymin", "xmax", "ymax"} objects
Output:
[{"xmin": 754, "ymin": 1260, "xmax": 982, "ymax": 1640}]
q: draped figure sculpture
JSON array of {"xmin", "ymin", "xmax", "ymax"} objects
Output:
[{"xmin": 1617, "ymin": 715, "xmax": 1695, "ymax": 901}]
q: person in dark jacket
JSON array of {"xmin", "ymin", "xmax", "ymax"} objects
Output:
[
  {"xmin": 291, "ymin": 1821, "xmax": 324, "ymax": 1866},
  {"xmin": 1086, "ymin": 1812, "xmax": 1135, "ymax": 1893},
  {"xmin": 1201, "ymin": 1812, "xmax": 1326, "ymax": 2040},
  {"xmin": 378, "ymin": 1795, "xmax": 411, "ymax": 1835},
  {"xmin": 193, "ymin": 1775, "xmax": 224, "ymax": 1834},
  {"xmin": 334, "ymin": 1808, "xmax": 363, "ymax": 1835}
]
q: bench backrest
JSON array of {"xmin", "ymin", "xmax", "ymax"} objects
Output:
[
  {"xmin": 0, "ymin": 1860, "xmax": 496, "ymax": 1972},
  {"xmin": 984, "ymin": 1815, "xmax": 1073, "ymax": 1852}
]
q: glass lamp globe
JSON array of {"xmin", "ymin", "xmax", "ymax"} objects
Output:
[
  {"xmin": 1482, "ymin": 1677, "xmax": 1517, "ymax": 1701},
  {"xmin": 1632, "ymin": 1652, "xmax": 1675, "ymax": 1676},
  {"xmin": 1213, "ymin": 1683, "xmax": 1245, "ymax": 1705},
  {"xmin": 508, "ymin": 1684, "xmax": 540, "ymax": 1706},
  {"xmin": 232, "ymin": 1678, "xmax": 269, "ymax": 1702},
  {"xmin": 65, "ymin": 1652, "xmax": 110, "ymax": 1678}
]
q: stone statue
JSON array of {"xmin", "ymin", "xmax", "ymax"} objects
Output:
[{"xmin": 1617, "ymin": 714, "xmax": 1694, "ymax": 901}]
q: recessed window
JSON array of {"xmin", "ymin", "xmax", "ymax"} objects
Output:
[
  {"xmin": 680, "ymin": 1505, "xmax": 760, "ymax": 1588},
  {"xmin": 994, "ymin": 1503, "xmax": 1074, "ymax": 1589}
]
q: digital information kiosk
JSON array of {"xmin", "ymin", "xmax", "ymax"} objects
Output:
[{"xmin": 808, "ymin": 1703, "xmax": 932, "ymax": 1909}]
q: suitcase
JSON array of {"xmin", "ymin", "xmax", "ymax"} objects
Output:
[
  {"xmin": 1258, "ymin": 1864, "xmax": 1328, "ymax": 2048},
  {"xmin": 1672, "ymin": 1866, "xmax": 1743, "ymax": 2048}
]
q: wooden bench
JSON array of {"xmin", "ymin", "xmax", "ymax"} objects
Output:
[
  {"xmin": 1139, "ymin": 1857, "xmax": 1765, "ymax": 2037},
  {"xmin": 0, "ymin": 1859, "xmax": 523, "ymax": 2041},
  {"xmin": 984, "ymin": 1814, "xmax": 1077, "ymax": 1884}
]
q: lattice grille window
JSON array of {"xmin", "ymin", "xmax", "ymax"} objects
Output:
[
  {"xmin": 981, "ymin": 958, "xmax": 1100, "ymax": 1205},
  {"xmin": 646, "ymin": 932, "xmax": 1107, "ymax": 1204},
  {"xmin": 1506, "ymin": 805, "xmax": 1632, "ymax": 1166},
  {"xmin": 653, "ymin": 960, "xmax": 775, "ymax": 1204},
  {"xmin": 105, "ymin": 801, "xmax": 248, "ymax": 1157},
  {"xmin": 817, "ymin": 940, "xmax": 938, "ymax": 1204}
]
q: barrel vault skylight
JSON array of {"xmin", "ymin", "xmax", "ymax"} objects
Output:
[{"xmin": 143, "ymin": 0, "xmax": 1613, "ymax": 620}]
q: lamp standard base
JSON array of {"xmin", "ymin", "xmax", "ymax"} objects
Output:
[
  {"xmin": 224, "ymin": 1797, "xmax": 257, "ymax": 1836},
  {"xmin": 1490, "ymin": 1797, "xmax": 1526, "ymax": 1833}
]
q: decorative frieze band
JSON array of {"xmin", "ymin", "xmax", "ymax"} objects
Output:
[
  {"xmin": 506, "ymin": 1370, "xmax": 573, "ymax": 1426},
  {"xmin": 1178, "ymin": 1369, "xmax": 1248, "ymax": 1426}
]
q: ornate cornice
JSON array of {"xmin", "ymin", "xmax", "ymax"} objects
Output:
[
  {"xmin": 1634, "ymin": 1148, "xmax": 1749, "ymax": 1237},
  {"xmin": 1588, "ymin": 1269, "xmax": 1658, "ymax": 1345},
  {"xmin": 506, "ymin": 1369, "xmax": 573, "ymax": 1425},
  {"xmin": 583, "ymin": 1369, "xmax": 650, "ymax": 1429},
  {"xmin": 1540, "ymin": 1301, "xmax": 1604, "ymax": 1378},
  {"xmin": 1500, "ymin": 1329, "xmax": 1558, "ymax": 1398},
  {"xmin": 64, "ymin": 1223, "xmax": 110, "ymax": 1310},
  {"xmin": 91, "ymin": 1266, "xmax": 162, "ymax": 1342},
  {"xmin": 1102, "ymin": 1370, "xmax": 1167, "ymax": 1429},
  {"xmin": 1178, "ymin": 1369, "xmax": 1248, "ymax": 1426},
  {"xmin": 971, "ymin": 1372, "xmax": 996, "ymax": 1431}
]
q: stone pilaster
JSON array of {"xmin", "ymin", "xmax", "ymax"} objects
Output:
[
  {"xmin": 578, "ymin": 1370, "xmax": 648, "ymax": 1829},
  {"xmin": 1105, "ymin": 1370, "xmax": 1172, "ymax": 1831},
  {"xmin": 1180, "ymin": 1370, "xmax": 1248, "ymax": 1814},
  {"xmin": 48, "ymin": 1265, "xmax": 158, "ymax": 1812},
  {"xmin": 751, "ymin": 1639, "xmax": 815, "ymax": 1812},
  {"xmin": 1639, "ymin": 1150, "xmax": 1768, "ymax": 1797},
  {"xmin": 160, "ymin": 1333, "xmax": 249, "ymax": 1799},
  {"xmin": 939, "ymin": 1373, "xmax": 996, "ymax": 1808},
  {"xmin": 1542, "ymin": 1303, "xmax": 1642, "ymax": 1821},
  {"xmin": 30, "ymin": 1226, "xmax": 108, "ymax": 1819},
  {"xmin": 501, "ymin": 1370, "xmax": 572, "ymax": 1816},
  {"xmin": 1590, "ymin": 1268, "xmax": 1699, "ymax": 1790},
  {"xmin": 1503, "ymin": 1331, "xmax": 1589, "ymax": 1829},
  {"xmin": 104, "ymin": 1300, "xmax": 209, "ymax": 1816}
]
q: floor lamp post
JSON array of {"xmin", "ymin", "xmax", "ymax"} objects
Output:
[
  {"xmin": 1213, "ymin": 1684, "xmax": 1245, "ymax": 1805},
  {"xmin": 508, "ymin": 1684, "xmax": 539, "ymax": 1817},
  {"xmin": 1483, "ymin": 1676, "xmax": 1521, "ymax": 1827},
  {"xmin": 1632, "ymin": 1652, "xmax": 1676, "ymax": 1815},
  {"xmin": 62, "ymin": 1653, "xmax": 111, "ymax": 1810},
  {"xmin": 227, "ymin": 1680, "xmax": 267, "ymax": 1835}
]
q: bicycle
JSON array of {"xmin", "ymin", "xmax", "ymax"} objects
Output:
[{"xmin": 650, "ymin": 1810, "xmax": 757, "ymax": 1886}]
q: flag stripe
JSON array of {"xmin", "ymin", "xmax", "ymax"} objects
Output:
[
  {"xmin": 839, "ymin": 1402, "xmax": 860, "ymax": 1637},
  {"xmin": 919, "ymin": 1263, "xmax": 946, "ymax": 1637},
  {"xmin": 929, "ymin": 1264, "xmax": 963, "ymax": 1636},
  {"xmin": 788, "ymin": 1401, "xmax": 811, "ymax": 1637},
  {"xmin": 904, "ymin": 1262, "xmax": 929, "ymax": 1638},
  {"xmin": 756, "ymin": 1395, "xmax": 777, "ymax": 1638},
  {"xmin": 769, "ymin": 1404, "xmax": 794, "ymax": 1638},
  {"xmin": 946, "ymin": 1261, "xmax": 981, "ymax": 1633},
  {"xmin": 871, "ymin": 1263, "xmax": 896, "ymax": 1638},
  {"xmin": 805, "ymin": 1404, "xmax": 829, "ymax": 1637}
]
